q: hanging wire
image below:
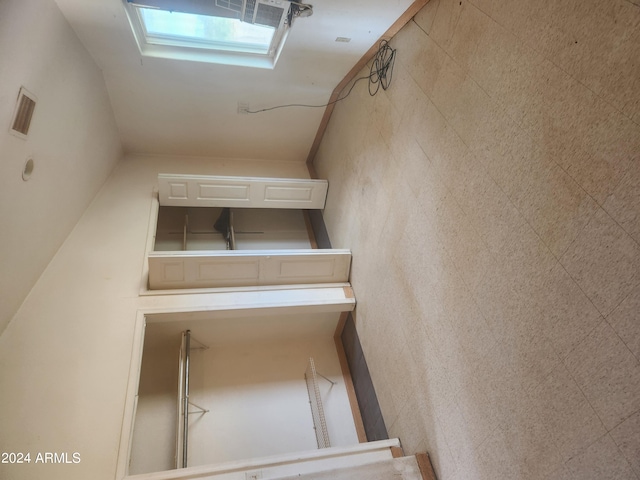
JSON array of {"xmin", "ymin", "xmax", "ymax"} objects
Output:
[
  {"xmin": 246, "ymin": 39, "xmax": 397, "ymax": 114},
  {"xmin": 368, "ymin": 39, "xmax": 396, "ymax": 96}
]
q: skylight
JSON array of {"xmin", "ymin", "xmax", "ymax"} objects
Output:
[
  {"xmin": 138, "ymin": 8, "xmax": 275, "ymax": 54},
  {"xmin": 122, "ymin": 0, "xmax": 291, "ymax": 69}
]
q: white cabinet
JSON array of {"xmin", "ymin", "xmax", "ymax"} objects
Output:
[
  {"xmin": 148, "ymin": 175, "xmax": 351, "ymax": 290},
  {"xmin": 148, "ymin": 249, "xmax": 352, "ymax": 289},
  {"xmin": 158, "ymin": 174, "xmax": 329, "ymax": 209}
]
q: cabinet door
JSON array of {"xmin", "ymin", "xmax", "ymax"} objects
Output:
[
  {"xmin": 148, "ymin": 249, "xmax": 351, "ymax": 289},
  {"xmin": 158, "ymin": 174, "xmax": 328, "ymax": 209}
]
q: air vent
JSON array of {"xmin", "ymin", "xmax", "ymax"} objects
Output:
[{"xmin": 10, "ymin": 87, "xmax": 37, "ymax": 139}]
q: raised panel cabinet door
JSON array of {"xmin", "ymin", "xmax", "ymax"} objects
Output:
[
  {"xmin": 148, "ymin": 249, "xmax": 351, "ymax": 289},
  {"xmin": 158, "ymin": 174, "xmax": 329, "ymax": 209}
]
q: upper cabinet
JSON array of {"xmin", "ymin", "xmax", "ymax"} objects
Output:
[
  {"xmin": 158, "ymin": 174, "xmax": 329, "ymax": 209},
  {"xmin": 148, "ymin": 175, "xmax": 350, "ymax": 291}
]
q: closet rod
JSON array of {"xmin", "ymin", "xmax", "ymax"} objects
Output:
[
  {"xmin": 179, "ymin": 330, "xmax": 209, "ymax": 468},
  {"xmin": 182, "ymin": 330, "xmax": 191, "ymax": 468}
]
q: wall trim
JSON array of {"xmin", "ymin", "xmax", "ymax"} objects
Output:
[{"xmin": 416, "ymin": 453, "xmax": 438, "ymax": 480}]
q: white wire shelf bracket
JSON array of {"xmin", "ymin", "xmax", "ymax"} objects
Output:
[{"xmin": 304, "ymin": 357, "xmax": 331, "ymax": 449}]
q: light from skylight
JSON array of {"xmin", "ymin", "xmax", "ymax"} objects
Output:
[{"xmin": 139, "ymin": 8, "xmax": 275, "ymax": 53}]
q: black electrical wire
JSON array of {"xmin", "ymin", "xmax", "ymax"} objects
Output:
[
  {"xmin": 368, "ymin": 39, "xmax": 395, "ymax": 96},
  {"xmin": 246, "ymin": 39, "xmax": 397, "ymax": 114}
]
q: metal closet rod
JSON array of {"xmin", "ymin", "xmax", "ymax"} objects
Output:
[
  {"xmin": 182, "ymin": 330, "xmax": 190, "ymax": 468},
  {"xmin": 180, "ymin": 330, "xmax": 209, "ymax": 469}
]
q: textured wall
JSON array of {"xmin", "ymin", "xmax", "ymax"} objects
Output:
[{"xmin": 314, "ymin": 0, "xmax": 640, "ymax": 478}]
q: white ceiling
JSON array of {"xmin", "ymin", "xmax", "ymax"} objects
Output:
[{"xmin": 53, "ymin": 0, "xmax": 413, "ymax": 162}]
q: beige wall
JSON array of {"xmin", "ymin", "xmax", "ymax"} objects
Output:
[
  {"xmin": 129, "ymin": 339, "xmax": 181, "ymax": 474},
  {"xmin": 0, "ymin": 0, "xmax": 123, "ymax": 332},
  {"xmin": 186, "ymin": 337, "xmax": 357, "ymax": 466}
]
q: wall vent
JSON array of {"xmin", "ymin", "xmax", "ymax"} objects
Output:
[{"xmin": 10, "ymin": 87, "xmax": 37, "ymax": 139}]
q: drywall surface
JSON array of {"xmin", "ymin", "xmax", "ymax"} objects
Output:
[
  {"xmin": 130, "ymin": 312, "xmax": 358, "ymax": 474},
  {"xmin": 0, "ymin": 154, "xmax": 339, "ymax": 480},
  {"xmin": 186, "ymin": 338, "xmax": 357, "ymax": 466},
  {"xmin": 0, "ymin": 0, "xmax": 123, "ymax": 332},
  {"xmin": 129, "ymin": 339, "xmax": 181, "ymax": 474},
  {"xmin": 234, "ymin": 209, "xmax": 312, "ymax": 250},
  {"xmin": 154, "ymin": 207, "xmax": 311, "ymax": 251}
]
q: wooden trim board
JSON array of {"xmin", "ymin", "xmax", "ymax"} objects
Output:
[
  {"xmin": 390, "ymin": 446, "xmax": 405, "ymax": 458},
  {"xmin": 305, "ymin": 0, "xmax": 431, "ymax": 165},
  {"xmin": 416, "ymin": 453, "xmax": 438, "ymax": 480}
]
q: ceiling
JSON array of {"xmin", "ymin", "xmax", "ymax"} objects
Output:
[{"xmin": 53, "ymin": 0, "xmax": 414, "ymax": 162}]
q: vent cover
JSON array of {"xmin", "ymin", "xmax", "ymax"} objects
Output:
[{"xmin": 10, "ymin": 87, "xmax": 37, "ymax": 139}]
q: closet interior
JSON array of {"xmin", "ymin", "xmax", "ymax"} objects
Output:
[{"xmin": 128, "ymin": 311, "xmax": 359, "ymax": 475}]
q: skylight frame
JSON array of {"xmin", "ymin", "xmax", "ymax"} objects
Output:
[
  {"xmin": 122, "ymin": 1, "xmax": 290, "ymax": 69},
  {"xmin": 137, "ymin": 8, "xmax": 274, "ymax": 55}
]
